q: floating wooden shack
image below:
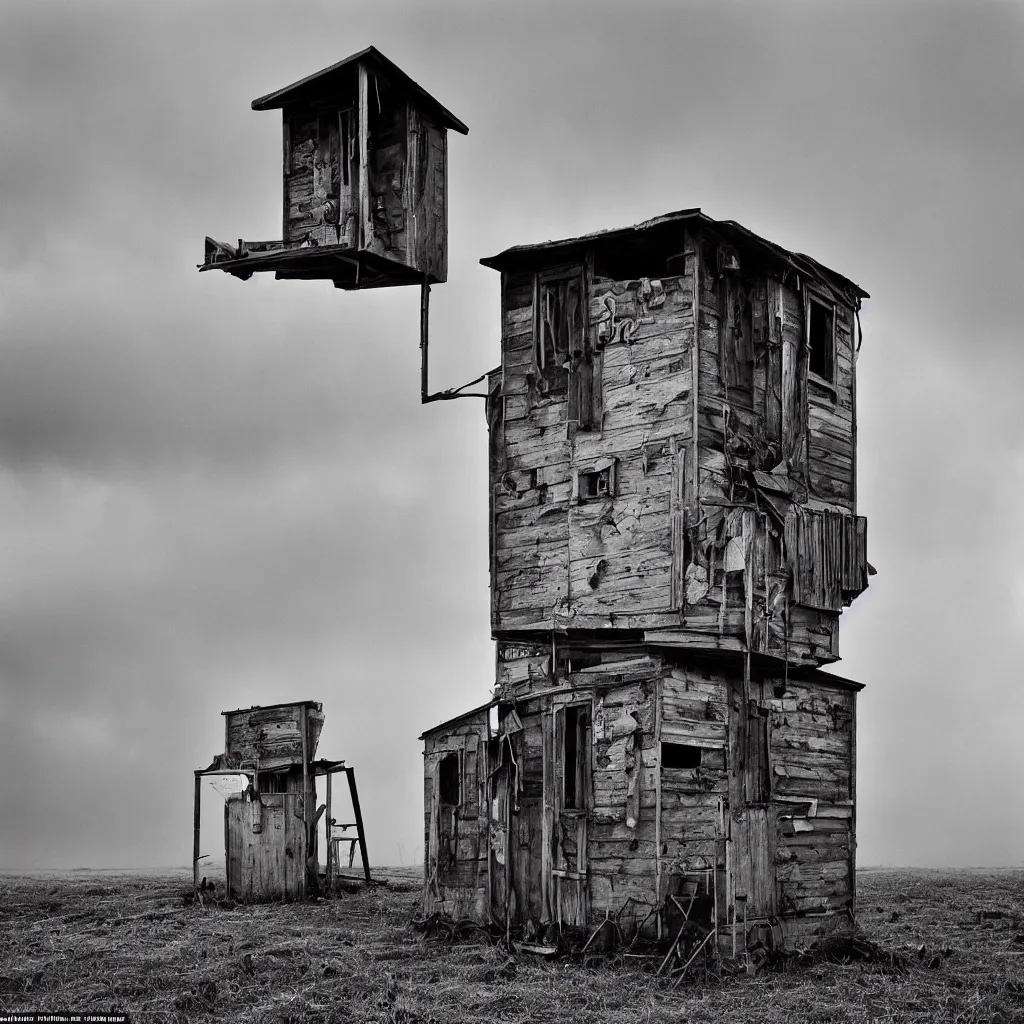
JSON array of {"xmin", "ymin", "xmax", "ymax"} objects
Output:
[
  {"xmin": 421, "ymin": 209, "xmax": 873, "ymax": 953},
  {"xmin": 200, "ymin": 46, "xmax": 467, "ymax": 291},
  {"xmin": 195, "ymin": 700, "xmax": 369, "ymax": 901}
]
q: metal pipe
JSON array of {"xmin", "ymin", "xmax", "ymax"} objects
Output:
[{"xmin": 420, "ymin": 278, "xmax": 430, "ymax": 404}]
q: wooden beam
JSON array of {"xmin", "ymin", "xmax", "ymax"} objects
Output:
[
  {"xmin": 192, "ymin": 771, "xmax": 201, "ymax": 893},
  {"xmin": 300, "ymin": 704, "xmax": 310, "ymax": 897},
  {"xmin": 346, "ymin": 767, "xmax": 372, "ymax": 882},
  {"xmin": 326, "ymin": 769, "xmax": 333, "ymax": 892},
  {"xmin": 357, "ymin": 63, "xmax": 369, "ymax": 252}
]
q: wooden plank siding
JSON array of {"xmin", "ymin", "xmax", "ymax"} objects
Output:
[
  {"xmin": 423, "ymin": 713, "xmax": 489, "ymax": 921},
  {"xmin": 491, "ymin": 268, "xmax": 694, "ymax": 634},
  {"xmin": 768, "ymin": 677, "xmax": 856, "ymax": 936}
]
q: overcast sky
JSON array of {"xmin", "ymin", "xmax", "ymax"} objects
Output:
[{"xmin": 1, "ymin": 0, "xmax": 1021, "ymax": 871}]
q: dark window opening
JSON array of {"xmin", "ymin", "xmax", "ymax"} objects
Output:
[
  {"xmin": 807, "ymin": 298, "xmax": 835, "ymax": 383},
  {"xmin": 561, "ymin": 705, "xmax": 588, "ymax": 810},
  {"xmin": 564, "ymin": 707, "xmax": 579, "ymax": 809},
  {"xmin": 439, "ymin": 752, "xmax": 460, "ymax": 806},
  {"xmin": 338, "ymin": 110, "xmax": 350, "ymax": 188},
  {"xmin": 662, "ymin": 743, "xmax": 703, "ymax": 769},
  {"xmin": 259, "ymin": 772, "xmax": 288, "ymax": 794},
  {"xmin": 579, "ymin": 465, "xmax": 614, "ymax": 501}
]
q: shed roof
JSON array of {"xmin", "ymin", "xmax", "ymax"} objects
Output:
[
  {"xmin": 480, "ymin": 208, "xmax": 868, "ymax": 301},
  {"xmin": 419, "ymin": 700, "xmax": 494, "ymax": 741},
  {"xmin": 250, "ymin": 45, "xmax": 469, "ymax": 136},
  {"xmin": 221, "ymin": 700, "xmax": 322, "ymax": 716}
]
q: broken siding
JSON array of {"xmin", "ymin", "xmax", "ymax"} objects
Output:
[
  {"xmin": 406, "ymin": 106, "xmax": 448, "ymax": 281},
  {"xmin": 492, "ymin": 270, "xmax": 696, "ymax": 633},
  {"xmin": 423, "ymin": 714, "xmax": 488, "ymax": 920},
  {"xmin": 586, "ymin": 656, "xmax": 661, "ymax": 927},
  {"xmin": 223, "ymin": 704, "xmax": 323, "ymax": 771},
  {"xmin": 492, "ymin": 273, "xmax": 571, "ymax": 631},
  {"xmin": 769, "ymin": 678, "xmax": 855, "ymax": 929},
  {"xmin": 567, "ymin": 275, "xmax": 693, "ymax": 626},
  {"xmin": 284, "ymin": 110, "xmax": 319, "ymax": 244},
  {"xmin": 658, "ymin": 666, "xmax": 727, "ymax": 918}
]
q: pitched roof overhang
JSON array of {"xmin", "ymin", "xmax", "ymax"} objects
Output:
[
  {"xmin": 481, "ymin": 208, "xmax": 868, "ymax": 303},
  {"xmin": 250, "ymin": 45, "xmax": 469, "ymax": 136}
]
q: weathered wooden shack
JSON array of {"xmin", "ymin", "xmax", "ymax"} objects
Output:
[
  {"xmin": 195, "ymin": 700, "xmax": 369, "ymax": 901},
  {"xmin": 200, "ymin": 46, "xmax": 467, "ymax": 290},
  {"xmin": 422, "ymin": 209, "xmax": 872, "ymax": 952}
]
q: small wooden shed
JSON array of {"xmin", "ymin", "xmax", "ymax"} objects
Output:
[
  {"xmin": 200, "ymin": 47, "xmax": 468, "ymax": 290},
  {"xmin": 195, "ymin": 700, "xmax": 369, "ymax": 901}
]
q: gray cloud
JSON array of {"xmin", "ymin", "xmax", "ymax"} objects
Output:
[{"xmin": 1, "ymin": 0, "xmax": 1022, "ymax": 870}]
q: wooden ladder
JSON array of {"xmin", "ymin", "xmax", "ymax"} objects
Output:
[{"xmin": 326, "ymin": 766, "xmax": 372, "ymax": 886}]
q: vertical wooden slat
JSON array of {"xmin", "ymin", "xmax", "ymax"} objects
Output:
[
  {"xmin": 357, "ymin": 63, "xmax": 369, "ymax": 252},
  {"xmin": 690, "ymin": 240, "xmax": 701, "ymax": 504},
  {"xmin": 541, "ymin": 698, "xmax": 552, "ymax": 923},
  {"xmin": 325, "ymin": 769, "xmax": 333, "ymax": 892},
  {"xmin": 193, "ymin": 772, "xmax": 201, "ymax": 893},
  {"xmin": 300, "ymin": 705, "xmax": 310, "ymax": 898},
  {"xmin": 281, "ymin": 114, "xmax": 290, "ymax": 243},
  {"xmin": 654, "ymin": 675, "xmax": 663, "ymax": 937}
]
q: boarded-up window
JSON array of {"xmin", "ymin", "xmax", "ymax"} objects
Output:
[
  {"xmin": 461, "ymin": 738, "xmax": 479, "ymax": 819},
  {"xmin": 723, "ymin": 277, "xmax": 755, "ymax": 394},
  {"xmin": 745, "ymin": 705, "xmax": 770, "ymax": 804}
]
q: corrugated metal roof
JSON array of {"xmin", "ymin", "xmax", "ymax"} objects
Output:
[
  {"xmin": 480, "ymin": 208, "xmax": 868, "ymax": 301},
  {"xmin": 250, "ymin": 45, "xmax": 469, "ymax": 136}
]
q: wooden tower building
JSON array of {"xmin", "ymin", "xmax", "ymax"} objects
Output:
[{"xmin": 421, "ymin": 209, "xmax": 872, "ymax": 952}]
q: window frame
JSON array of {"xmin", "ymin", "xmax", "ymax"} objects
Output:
[
  {"xmin": 437, "ymin": 750, "xmax": 462, "ymax": 808},
  {"xmin": 533, "ymin": 265, "xmax": 585, "ymax": 384},
  {"xmin": 804, "ymin": 287, "xmax": 838, "ymax": 394},
  {"xmin": 572, "ymin": 459, "xmax": 617, "ymax": 504}
]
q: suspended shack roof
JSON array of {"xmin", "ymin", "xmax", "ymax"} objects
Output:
[
  {"xmin": 480, "ymin": 208, "xmax": 869, "ymax": 303},
  {"xmin": 250, "ymin": 45, "xmax": 469, "ymax": 136}
]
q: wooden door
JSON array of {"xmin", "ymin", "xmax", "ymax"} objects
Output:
[
  {"xmin": 733, "ymin": 806, "xmax": 776, "ymax": 920},
  {"xmin": 489, "ymin": 761, "xmax": 513, "ymax": 927},
  {"xmin": 729, "ymin": 698, "xmax": 777, "ymax": 924},
  {"xmin": 225, "ymin": 793, "xmax": 304, "ymax": 901},
  {"xmin": 551, "ymin": 702, "xmax": 591, "ymax": 928}
]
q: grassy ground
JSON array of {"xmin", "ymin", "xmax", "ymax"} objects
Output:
[{"xmin": 0, "ymin": 866, "xmax": 1023, "ymax": 1023}]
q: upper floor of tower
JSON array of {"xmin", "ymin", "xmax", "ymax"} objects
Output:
[{"xmin": 482, "ymin": 209, "xmax": 871, "ymax": 667}]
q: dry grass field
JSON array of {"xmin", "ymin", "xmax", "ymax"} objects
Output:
[{"xmin": 0, "ymin": 866, "xmax": 1022, "ymax": 1023}]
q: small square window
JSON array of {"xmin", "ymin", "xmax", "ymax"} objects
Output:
[
  {"xmin": 581, "ymin": 468, "xmax": 611, "ymax": 499},
  {"xmin": 807, "ymin": 297, "xmax": 835, "ymax": 383},
  {"xmin": 576, "ymin": 463, "xmax": 616, "ymax": 503}
]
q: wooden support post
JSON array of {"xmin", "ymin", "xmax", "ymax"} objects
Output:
[
  {"xmin": 357, "ymin": 63, "xmax": 369, "ymax": 252},
  {"xmin": 346, "ymin": 767, "xmax": 372, "ymax": 882},
  {"xmin": 300, "ymin": 705, "xmax": 311, "ymax": 897},
  {"xmin": 326, "ymin": 768, "xmax": 333, "ymax": 893},
  {"xmin": 193, "ymin": 771, "xmax": 201, "ymax": 893},
  {"xmin": 654, "ymin": 676, "xmax": 663, "ymax": 940}
]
